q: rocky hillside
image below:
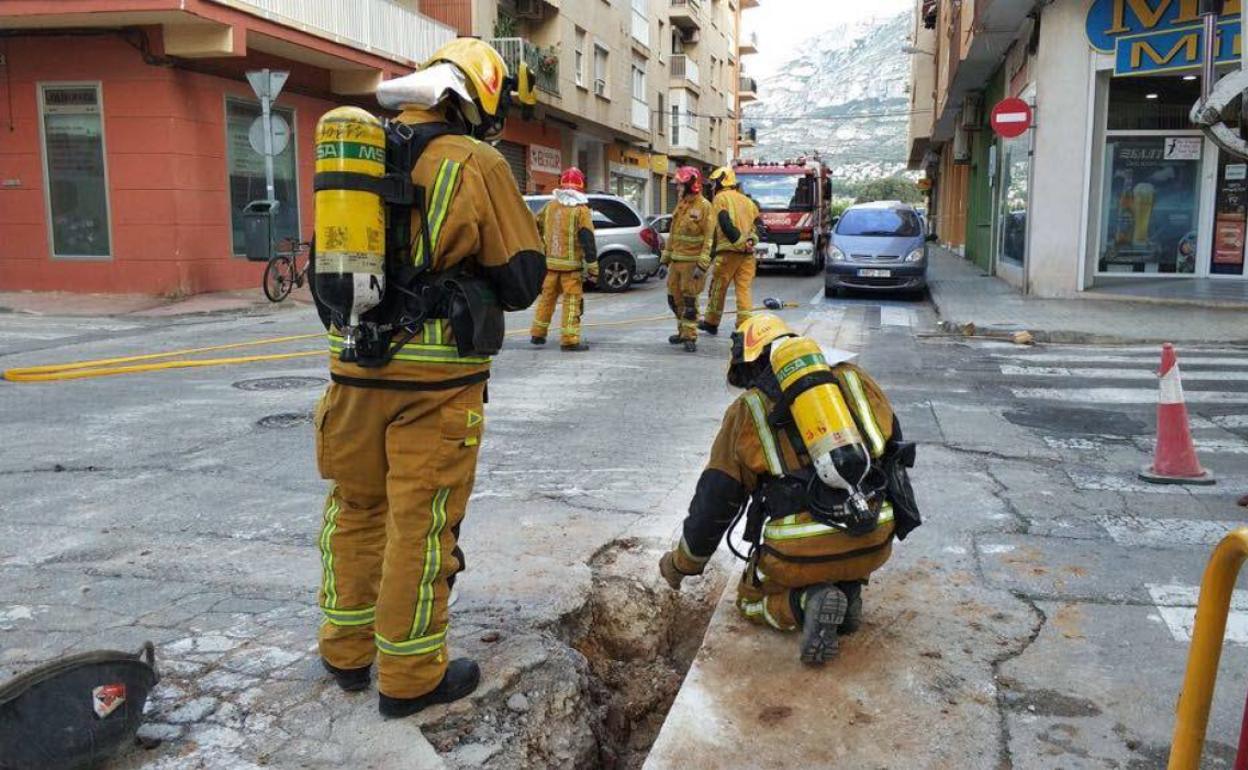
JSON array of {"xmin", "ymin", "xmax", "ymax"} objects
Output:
[{"xmin": 742, "ymin": 10, "xmax": 912, "ymax": 183}]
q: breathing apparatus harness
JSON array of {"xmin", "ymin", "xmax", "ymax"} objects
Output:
[{"xmin": 313, "ymin": 116, "xmax": 503, "ymax": 373}]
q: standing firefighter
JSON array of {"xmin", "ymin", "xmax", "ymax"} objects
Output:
[
  {"xmin": 662, "ymin": 167, "xmax": 715, "ymax": 353},
  {"xmin": 658, "ymin": 314, "xmax": 921, "ymax": 663},
  {"xmin": 701, "ymin": 166, "xmax": 762, "ymax": 335},
  {"xmin": 530, "ymin": 167, "xmax": 596, "ymax": 352},
  {"xmin": 311, "ymin": 39, "xmax": 545, "ymax": 717}
]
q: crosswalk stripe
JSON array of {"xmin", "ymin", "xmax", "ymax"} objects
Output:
[
  {"xmin": 879, "ymin": 307, "xmax": 914, "ymax": 328},
  {"xmin": 1013, "ymin": 387, "xmax": 1248, "ymax": 404},
  {"xmin": 1069, "ymin": 470, "xmax": 1248, "ymax": 494},
  {"xmin": 995, "ymin": 353, "xmax": 1248, "ymax": 366},
  {"xmin": 1000, "ymin": 365, "xmax": 1248, "ymax": 382},
  {"xmin": 1100, "ymin": 516, "xmax": 1246, "ymax": 547},
  {"xmin": 1213, "ymin": 415, "xmax": 1248, "ymax": 428},
  {"xmin": 1148, "ymin": 584, "xmax": 1248, "ymax": 646}
]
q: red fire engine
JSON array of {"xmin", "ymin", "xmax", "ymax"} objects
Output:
[{"xmin": 733, "ymin": 157, "xmax": 833, "ymax": 274}]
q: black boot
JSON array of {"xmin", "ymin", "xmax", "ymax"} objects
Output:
[
  {"xmin": 668, "ymin": 334, "xmax": 684, "ymax": 345},
  {"xmin": 561, "ymin": 342, "xmax": 590, "ymax": 352},
  {"xmin": 799, "ymin": 583, "xmax": 848, "ymax": 665},
  {"xmin": 683, "ymin": 340, "xmax": 698, "ymax": 353},
  {"xmin": 838, "ymin": 582, "xmax": 863, "ymax": 635},
  {"xmin": 379, "ymin": 659, "xmax": 481, "ymax": 718},
  {"xmin": 322, "ymin": 659, "xmax": 371, "ymax": 692},
  {"xmin": 530, "ymin": 336, "xmax": 547, "ymax": 346},
  {"xmin": 698, "ymin": 321, "xmax": 719, "ymax": 335}
]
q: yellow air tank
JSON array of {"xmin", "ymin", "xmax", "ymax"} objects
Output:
[
  {"xmin": 769, "ymin": 336, "xmax": 872, "ymax": 496},
  {"xmin": 313, "ymin": 107, "xmax": 387, "ymax": 361}
]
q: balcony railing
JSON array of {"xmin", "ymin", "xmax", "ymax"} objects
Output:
[
  {"xmin": 632, "ymin": 98, "xmax": 650, "ymax": 130},
  {"xmin": 208, "ymin": 0, "xmax": 455, "ymax": 65},
  {"xmin": 489, "ymin": 38, "xmax": 560, "ymax": 97},
  {"xmin": 739, "ymin": 31, "xmax": 759, "ymax": 54},
  {"xmin": 738, "ymin": 126, "xmax": 757, "ymax": 144},
  {"xmin": 671, "ymin": 54, "xmax": 700, "ymax": 86},
  {"xmin": 631, "ymin": 9, "xmax": 650, "ymax": 47},
  {"xmin": 670, "ymin": 0, "xmax": 702, "ymax": 29},
  {"xmin": 671, "ymin": 111, "xmax": 699, "ymax": 152}
]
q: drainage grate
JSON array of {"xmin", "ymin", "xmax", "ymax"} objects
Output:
[
  {"xmin": 256, "ymin": 412, "xmax": 313, "ymax": 429},
  {"xmin": 233, "ymin": 376, "xmax": 326, "ymax": 392}
]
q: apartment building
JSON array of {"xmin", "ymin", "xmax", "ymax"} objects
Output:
[
  {"xmin": 0, "ymin": 0, "xmax": 746, "ymax": 294},
  {"xmin": 909, "ymin": 0, "xmax": 1248, "ymax": 302},
  {"xmin": 0, "ymin": 0, "xmax": 455, "ymax": 294}
]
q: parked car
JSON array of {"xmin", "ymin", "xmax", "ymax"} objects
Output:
[
  {"xmin": 825, "ymin": 201, "xmax": 936, "ymax": 298},
  {"xmin": 647, "ymin": 213, "xmax": 673, "ymax": 252},
  {"xmin": 524, "ymin": 194, "xmax": 662, "ymax": 292}
]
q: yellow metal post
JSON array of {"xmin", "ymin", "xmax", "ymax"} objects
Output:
[{"xmin": 1169, "ymin": 528, "xmax": 1248, "ymax": 770}]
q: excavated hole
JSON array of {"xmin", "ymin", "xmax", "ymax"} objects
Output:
[{"xmin": 564, "ymin": 537, "xmax": 727, "ymax": 770}]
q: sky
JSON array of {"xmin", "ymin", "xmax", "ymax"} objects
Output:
[{"xmin": 744, "ymin": 0, "xmax": 913, "ymax": 79}]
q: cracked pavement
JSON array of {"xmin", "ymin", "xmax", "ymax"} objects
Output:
[{"xmin": 4, "ymin": 273, "xmax": 1248, "ymax": 768}]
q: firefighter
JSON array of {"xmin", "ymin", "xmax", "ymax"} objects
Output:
[
  {"xmin": 657, "ymin": 314, "xmax": 920, "ymax": 664},
  {"xmin": 662, "ymin": 167, "xmax": 715, "ymax": 353},
  {"xmin": 314, "ymin": 39, "xmax": 545, "ymax": 717},
  {"xmin": 530, "ymin": 167, "xmax": 596, "ymax": 352},
  {"xmin": 701, "ymin": 166, "xmax": 762, "ymax": 335}
]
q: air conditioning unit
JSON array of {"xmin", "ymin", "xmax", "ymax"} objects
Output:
[
  {"xmin": 594, "ymin": 78, "xmax": 607, "ymax": 96},
  {"xmin": 960, "ymin": 93, "xmax": 983, "ymax": 130},
  {"xmin": 515, "ymin": 0, "xmax": 543, "ymax": 20},
  {"xmin": 953, "ymin": 125, "xmax": 970, "ymax": 164}
]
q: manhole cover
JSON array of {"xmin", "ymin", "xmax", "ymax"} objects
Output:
[
  {"xmin": 257, "ymin": 412, "xmax": 313, "ymax": 430},
  {"xmin": 1004, "ymin": 407, "xmax": 1145, "ymax": 436},
  {"xmin": 233, "ymin": 376, "xmax": 326, "ymax": 392}
]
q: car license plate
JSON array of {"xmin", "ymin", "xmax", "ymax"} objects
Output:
[
  {"xmin": 857, "ymin": 269, "xmax": 891, "ymax": 278},
  {"xmin": 755, "ymin": 247, "xmax": 769, "ymax": 257}
]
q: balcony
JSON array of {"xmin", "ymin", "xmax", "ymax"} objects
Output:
[
  {"xmin": 632, "ymin": 98, "xmax": 651, "ymax": 131},
  {"xmin": 671, "ymin": 54, "xmax": 701, "ymax": 88},
  {"xmin": 738, "ymin": 76, "xmax": 758, "ymax": 103},
  {"xmin": 738, "ymin": 126, "xmax": 757, "ymax": 147},
  {"xmin": 741, "ymin": 0, "xmax": 760, "ymax": 7},
  {"xmin": 669, "ymin": 0, "xmax": 702, "ymax": 31},
  {"xmin": 739, "ymin": 31, "xmax": 759, "ymax": 55},
  {"xmin": 489, "ymin": 38, "xmax": 560, "ymax": 97},
  {"xmin": 670, "ymin": 111, "xmax": 699, "ymax": 153},
  {"xmin": 208, "ymin": 0, "xmax": 455, "ymax": 65}
]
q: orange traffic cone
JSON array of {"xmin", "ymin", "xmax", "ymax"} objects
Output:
[{"xmin": 1140, "ymin": 343, "xmax": 1215, "ymax": 485}]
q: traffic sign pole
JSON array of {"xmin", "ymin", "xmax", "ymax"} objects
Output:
[{"xmin": 245, "ymin": 69, "xmax": 290, "ymax": 203}]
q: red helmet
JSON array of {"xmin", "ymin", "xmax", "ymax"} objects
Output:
[
  {"xmin": 674, "ymin": 166, "xmax": 702, "ymax": 196},
  {"xmin": 560, "ymin": 167, "xmax": 586, "ymax": 191}
]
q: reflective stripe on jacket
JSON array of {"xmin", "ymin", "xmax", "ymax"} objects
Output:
[
  {"xmin": 664, "ymin": 195, "xmax": 715, "ymax": 267},
  {"xmin": 537, "ymin": 200, "xmax": 594, "ymax": 271}
]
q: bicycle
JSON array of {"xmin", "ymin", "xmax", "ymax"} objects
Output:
[{"xmin": 262, "ymin": 238, "xmax": 312, "ymax": 303}]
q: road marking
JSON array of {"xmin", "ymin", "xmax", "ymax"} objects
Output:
[
  {"xmin": 880, "ymin": 306, "xmax": 914, "ymax": 328},
  {"xmin": 1148, "ymin": 584, "xmax": 1248, "ymax": 645},
  {"xmin": 1213, "ymin": 415, "xmax": 1248, "ymax": 429},
  {"xmin": 1099, "ymin": 515, "xmax": 1244, "ymax": 547},
  {"xmin": 1132, "ymin": 437, "xmax": 1248, "ymax": 455},
  {"xmin": 1000, "ymin": 365, "xmax": 1248, "ymax": 382},
  {"xmin": 1013, "ymin": 388, "xmax": 1248, "ymax": 404},
  {"xmin": 809, "ymin": 288, "xmax": 827, "ymax": 306},
  {"xmin": 1068, "ymin": 470, "xmax": 1247, "ymax": 495},
  {"xmin": 995, "ymin": 353, "xmax": 1248, "ymax": 366}
]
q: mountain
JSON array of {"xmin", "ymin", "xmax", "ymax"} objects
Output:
[{"xmin": 742, "ymin": 11, "xmax": 913, "ymax": 184}]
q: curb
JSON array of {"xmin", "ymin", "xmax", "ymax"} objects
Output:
[{"xmin": 933, "ymin": 319, "xmax": 1248, "ymax": 347}]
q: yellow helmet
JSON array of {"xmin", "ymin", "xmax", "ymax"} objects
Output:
[
  {"xmin": 733, "ymin": 313, "xmax": 795, "ymax": 364},
  {"xmin": 710, "ymin": 166, "xmax": 738, "ymax": 188},
  {"xmin": 425, "ymin": 38, "xmax": 537, "ymax": 137}
]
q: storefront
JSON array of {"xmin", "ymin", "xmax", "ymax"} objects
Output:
[
  {"xmin": 498, "ymin": 118, "xmax": 565, "ymax": 195},
  {"xmin": 607, "ymin": 145, "xmax": 654, "ymax": 216}
]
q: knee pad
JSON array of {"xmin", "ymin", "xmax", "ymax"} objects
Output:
[{"xmin": 667, "ymin": 295, "xmax": 678, "ymax": 313}]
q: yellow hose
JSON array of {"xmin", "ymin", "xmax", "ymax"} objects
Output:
[{"xmin": 2, "ymin": 303, "xmax": 797, "ymax": 383}]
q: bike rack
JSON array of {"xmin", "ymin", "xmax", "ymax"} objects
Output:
[{"xmin": 1169, "ymin": 528, "xmax": 1248, "ymax": 770}]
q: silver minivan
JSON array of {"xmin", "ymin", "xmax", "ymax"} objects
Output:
[
  {"xmin": 825, "ymin": 200, "xmax": 936, "ymax": 298},
  {"xmin": 524, "ymin": 194, "xmax": 663, "ymax": 292}
]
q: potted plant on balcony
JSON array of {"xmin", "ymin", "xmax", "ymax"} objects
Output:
[{"xmin": 536, "ymin": 46, "xmax": 559, "ymax": 80}]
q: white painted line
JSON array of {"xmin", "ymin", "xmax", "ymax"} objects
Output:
[
  {"xmin": 980, "ymin": 544, "xmax": 1017, "ymax": 555},
  {"xmin": 1148, "ymin": 584, "xmax": 1248, "ymax": 645},
  {"xmin": 1013, "ymin": 388, "xmax": 1248, "ymax": 404},
  {"xmin": 1100, "ymin": 516, "xmax": 1244, "ymax": 547},
  {"xmin": 1213, "ymin": 415, "xmax": 1248, "ymax": 429},
  {"xmin": 1000, "ymin": 365, "xmax": 1248, "ymax": 382},
  {"xmin": 1068, "ymin": 471, "xmax": 1247, "ymax": 495},
  {"xmin": 809, "ymin": 288, "xmax": 827, "ymax": 306},
  {"xmin": 880, "ymin": 306, "xmax": 914, "ymax": 328},
  {"xmin": 996, "ymin": 353, "xmax": 1248, "ymax": 366}
]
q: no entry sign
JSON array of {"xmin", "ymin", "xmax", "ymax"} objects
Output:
[{"xmin": 990, "ymin": 97, "xmax": 1033, "ymax": 139}]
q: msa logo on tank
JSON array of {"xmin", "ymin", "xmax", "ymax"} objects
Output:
[{"xmin": 1086, "ymin": 0, "xmax": 1243, "ymax": 76}]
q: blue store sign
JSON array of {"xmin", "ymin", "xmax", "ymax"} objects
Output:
[{"xmin": 1086, "ymin": 0, "xmax": 1242, "ymax": 76}]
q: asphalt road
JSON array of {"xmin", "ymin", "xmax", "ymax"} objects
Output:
[{"xmin": 1, "ymin": 270, "xmax": 1246, "ymax": 768}]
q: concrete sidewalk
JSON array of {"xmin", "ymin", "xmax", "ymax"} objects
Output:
[
  {"xmin": 927, "ymin": 247, "xmax": 1248, "ymax": 345},
  {"xmin": 0, "ymin": 287, "xmax": 311, "ymax": 318}
]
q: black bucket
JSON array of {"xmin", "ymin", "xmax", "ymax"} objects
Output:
[{"xmin": 0, "ymin": 643, "xmax": 160, "ymax": 770}]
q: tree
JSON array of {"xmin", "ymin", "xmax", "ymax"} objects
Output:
[{"xmin": 853, "ymin": 176, "xmax": 924, "ymax": 205}]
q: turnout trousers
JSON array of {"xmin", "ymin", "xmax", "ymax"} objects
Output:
[
  {"xmin": 704, "ymin": 252, "xmax": 757, "ymax": 329},
  {"xmin": 530, "ymin": 270, "xmax": 584, "ymax": 346},
  {"xmin": 314, "ymin": 379, "xmax": 485, "ymax": 698},
  {"xmin": 667, "ymin": 262, "xmax": 705, "ymax": 341}
]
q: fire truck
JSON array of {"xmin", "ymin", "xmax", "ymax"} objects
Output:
[{"xmin": 733, "ymin": 157, "xmax": 833, "ymax": 274}]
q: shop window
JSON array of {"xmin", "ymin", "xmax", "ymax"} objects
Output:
[
  {"xmin": 1212, "ymin": 152, "xmax": 1247, "ymax": 276},
  {"xmin": 1098, "ymin": 136, "xmax": 1202, "ymax": 274},
  {"xmin": 1107, "ymin": 76, "xmax": 1201, "ymax": 132},
  {"xmin": 226, "ymin": 98, "xmax": 299, "ymax": 256},
  {"xmin": 40, "ymin": 84, "xmax": 111, "ymax": 258}
]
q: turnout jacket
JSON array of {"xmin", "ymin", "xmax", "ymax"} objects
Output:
[
  {"xmin": 712, "ymin": 188, "xmax": 761, "ymax": 256},
  {"xmin": 663, "ymin": 195, "xmax": 715, "ymax": 270},
  {"xmin": 536, "ymin": 192, "xmax": 597, "ymax": 271},
  {"xmin": 328, "ymin": 107, "xmax": 545, "ymax": 386}
]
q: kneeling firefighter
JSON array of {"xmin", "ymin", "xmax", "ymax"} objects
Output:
[
  {"xmin": 700, "ymin": 166, "xmax": 762, "ymax": 335},
  {"xmin": 658, "ymin": 314, "xmax": 921, "ymax": 664},
  {"xmin": 662, "ymin": 167, "xmax": 715, "ymax": 353},
  {"xmin": 530, "ymin": 167, "xmax": 596, "ymax": 352},
  {"xmin": 310, "ymin": 38, "xmax": 546, "ymax": 717}
]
